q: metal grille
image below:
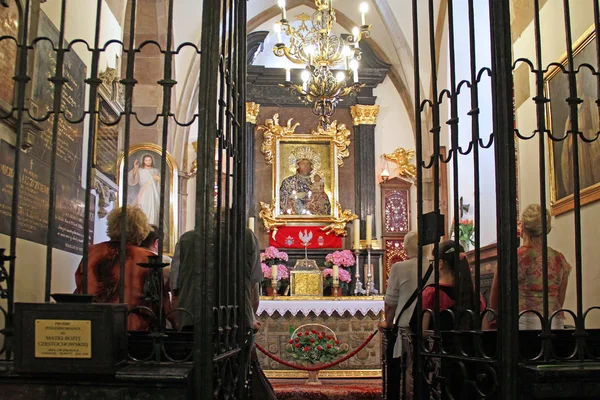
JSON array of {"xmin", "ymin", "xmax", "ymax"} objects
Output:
[
  {"xmin": 412, "ymin": 0, "xmax": 600, "ymax": 399},
  {"xmin": 0, "ymin": 0, "xmax": 248, "ymax": 398}
]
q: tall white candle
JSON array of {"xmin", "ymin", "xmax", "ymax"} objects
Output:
[
  {"xmin": 248, "ymin": 217, "xmax": 255, "ymax": 233},
  {"xmin": 333, "ymin": 265, "xmax": 339, "ymax": 284},
  {"xmin": 353, "ymin": 68, "xmax": 359, "ymax": 83},
  {"xmin": 353, "ymin": 219, "xmax": 360, "ymax": 249},
  {"xmin": 285, "ymin": 68, "xmax": 291, "ymax": 82},
  {"xmin": 365, "ymin": 214, "xmax": 372, "ymax": 246},
  {"xmin": 271, "ymin": 264, "xmax": 278, "ymax": 281}
]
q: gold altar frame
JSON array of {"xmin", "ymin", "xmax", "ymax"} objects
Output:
[
  {"xmin": 116, "ymin": 143, "xmax": 178, "ymax": 255},
  {"xmin": 258, "ymin": 114, "xmax": 356, "ymax": 234},
  {"xmin": 545, "ymin": 26, "xmax": 600, "ymax": 216}
]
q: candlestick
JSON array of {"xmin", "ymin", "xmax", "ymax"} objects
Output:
[
  {"xmin": 285, "ymin": 68, "xmax": 291, "ymax": 82},
  {"xmin": 360, "ymin": 2, "xmax": 368, "ymax": 26},
  {"xmin": 333, "ymin": 279, "xmax": 340, "ymax": 300},
  {"xmin": 248, "ymin": 217, "xmax": 255, "ymax": 233},
  {"xmin": 333, "ymin": 265, "xmax": 339, "ymax": 284},
  {"xmin": 353, "ymin": 249, "xmax": 362, "ymax": 296},
  {"xmin": 353, "ymin": 219, "xmax": 360, "ymax": 250},
  {"xmin": 271, "ymin": 264, "xmax": 278, "ymax": 299},
  {"xmin": 366, "ymin": 248, "xmax": 372, "ymax": 296},
  {"xmin": 365, "ymin": 214, "xmax": 372, "ymax": 246},
  {"xmin": 278, "ymin": 0, "xmax": 286, "ymax": 20}
]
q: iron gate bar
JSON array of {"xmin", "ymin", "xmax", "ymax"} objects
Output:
[
  {"xmin": 81, "ymin": 0, "xmax": 104, "ymax": 296},
  {"xmin": 489, "ymin": 0, "xmax": 519, "ymax": 399},
  {"xmin": 532, "ymin": 0, "xmax": 552, "ymax": 362},
  {"xmin": 7, "ymin": 0, "xmax": 30, "ymax": 360},
  {"xmin": 43, "ymin": 0, "xmax": 67, "ymax": 302},
  {"xmin": 411, "ymin": 0, "xmax": 425, "ymax": 396},
  {"xmin": 467, "ymin": 0, "xmax": 483, "ymax": 323},
  {"xmin": 562, "ymin": 0, "xmax": 587, "ymax": 363},
  {"xmin": 119, "ymin": 0, "xmax": 138, "ymax": 304}
]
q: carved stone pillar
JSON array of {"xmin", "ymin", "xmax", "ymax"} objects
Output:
[
  {"xmin": 350, "ymin": 105, "xmax": 379, "ymax": 239},
  {"xmin": 245, "ymin": 102, "xmax": 260, "ymax": 216}
]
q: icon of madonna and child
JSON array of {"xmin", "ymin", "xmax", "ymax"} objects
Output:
[{"xmin": 279, "ymin": 146, "xmax": 332, "ymax": 216}]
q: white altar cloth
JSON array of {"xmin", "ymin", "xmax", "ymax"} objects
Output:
[{"xmin": 257, "ymin": 299, "xmax": 384, "ymax": 317}]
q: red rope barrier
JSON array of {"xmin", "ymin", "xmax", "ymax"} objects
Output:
[{"xmin": 255, "ymin": 329, "xmax": 379, "ymax": 372}]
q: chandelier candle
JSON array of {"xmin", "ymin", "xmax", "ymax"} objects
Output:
[{"xmin": 248, "ymin": 217, "xmax": 255, "ymax": 233}]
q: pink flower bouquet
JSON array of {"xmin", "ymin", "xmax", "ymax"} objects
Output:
[
  {"xmin": 322, "ymin": 267, "xmax": 352, "ymax": 290},
  {"xmin": 324, "ymin": 250, "xmax": 355, "ymax": 268}
]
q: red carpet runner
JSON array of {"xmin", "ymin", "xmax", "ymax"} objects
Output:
[{"xmin": 271, "ymin": 378, "xmax": 382, "ymax": 400}]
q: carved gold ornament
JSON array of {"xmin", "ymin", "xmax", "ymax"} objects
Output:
[
  {"xmin": 259, "ymin": 200, "xmax": 286, "ymax": 235},
  {"xmin": 320, "ymin": 203, "xmax": 358, "ymax": 236},
  {"xmin": 246, "ymin": 102, "xmax": 260, "ymax": 124},
  {"xmin": 311, "ymin": 121, "xmax": 351, "ymax": 167},
  {"xmin": 257, "ymin": 113, "xmax": 300, "ymax": 165},
  {"xmin": 383, "ymin": 147, "xmax": 417, "ymax": 179},
  {"xmin": 350, "ymin": 105, "xmax": 380, "ymax": 125}
]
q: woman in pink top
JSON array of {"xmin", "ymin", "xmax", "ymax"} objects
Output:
[{"xmin": 490, "ymin": 204, "xmax": 572, "ymax": 330}]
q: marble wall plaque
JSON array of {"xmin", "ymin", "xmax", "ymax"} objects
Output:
[
  {"xmin": 30, "ymin": 11, "xmax": 87, "ymax": 182},
  {"xmin": 0, "ymin": 140, "xmax": 94, "ymax": 254}
]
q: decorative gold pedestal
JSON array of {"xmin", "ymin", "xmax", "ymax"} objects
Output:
[
  {"xmin": 289, "ymin": 270, "xmax": 323, "ymax": 296},
  {"xmin": 305, "ymin": 370, "xmax": 321, "ymax": 385}
]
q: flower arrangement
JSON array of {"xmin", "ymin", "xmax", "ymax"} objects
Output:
[
  {"xmin": 322, "ymin": 268, "xmax": 352, "ymax": 289},
  {"xmin": 456, "ymin": 219, "xmax": 475, "ymax": 247},
  {"xmin": 260, "ymin": 246, "xmax": 289, "ymax": 292},
  {"xmin": 324, "ymin": 250, "xmax": 355, "ymax": 268},
  {"xmin": 286, "ymin": 328, "xmax": 347, "ymax": 365}
]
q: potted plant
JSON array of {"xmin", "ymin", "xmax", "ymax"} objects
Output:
[
  {"xmin": 260, "ymin": 246, "xmax": 289, "ymax": 295},
  {"xmin": 323, "ymin": 250, "xmax": 355, "ymax": 296},
  {"xmin": 286, "ymin": 324, "xmax": 347, "ymax": 385}
]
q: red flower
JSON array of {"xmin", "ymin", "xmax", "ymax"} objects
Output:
[
  {"xmin": 310, "ymin": 338, "xmax": 315, "ymax": 343},
  {"xmin": 288, "ymin": 339, "xmax": 293, "ymax": 344},
  {"xmin": 317, "ymin": 346, "xmax": 323, "ymax": 351},
  {"xmin": 318, "ymin": 335, "xmax": 323, "ymax": 340},
  {"xmin": 327, "ymin": 335, "xmax": 333, "ymax": 340},
  {"xmin": 327, "ymin": 344, "xmax": 332, "ymax": 349},
  {"xmin": 298, "ymin": 333, "xmax": 303, "ymax": 337},
  {"xmin": 303, "ymin": 346, "xmax": 310, "ymax": 352},
  {"xmin": 335, "ymin": 340, "xmax": 340, "ymax": 344},
  {"xmin": 295, "ymin": 343, "xmax": 301, "ymax": 348},
  {"xmin": 295, "ymin": 338, "xmax": 300, "ymax": 342},
  {"xmin": 311, "ymin": 330, "xmax": 317, "ymax": 334},
  {"xmin": 321, "ymin": 331, "xmax": 326, "ymax": 336},
  {"xmin": 305, "ymin": 331, "xmax": 310, "ymax": 335}
]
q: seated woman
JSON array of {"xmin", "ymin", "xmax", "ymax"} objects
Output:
[
  {"xmin": 74, "ymin": 206, "xmax": 172, "ymax": 331},
  {"xmin": 421, "ymin": 240, "xmax": 488, "ymax": 332},
  {"xmin": 490, "ymin": 204, "xmax": 571, "ymax": 330}
]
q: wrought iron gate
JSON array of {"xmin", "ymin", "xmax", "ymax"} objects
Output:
[
  {"xmin": 412, "ymin": 0, "xmax": 600, "ymax": 399},
  {"xmin": 0, "ymin": 0, "xmax": 249, "ymax": 398}
]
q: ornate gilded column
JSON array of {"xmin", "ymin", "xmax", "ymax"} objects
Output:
[
  {"xmin": 350, "ymin": 105, "xmax": 379, "ymax": 240},
  {"xmin": 245, "ymin": 102, "xmax": 260, "ymax": 216}
]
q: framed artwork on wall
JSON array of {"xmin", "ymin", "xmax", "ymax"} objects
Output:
[
  {"xmin": 546, "ymin": 26, "xmax": 599, "ymax": 216},
  {"xmin": 257, "ymin": 114, "xmax": 356, "ymax": 236},
  {"xmin": 116, "ymin": 143, "xmax": 178, "ymax": 255}
]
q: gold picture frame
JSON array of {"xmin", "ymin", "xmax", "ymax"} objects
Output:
[
  {"xmin": 116, "ymin": 143, "xmax": 178, "ymax": 255},
  {"xmin": 258, "ymin": 114, "xmax": 356, "ymax": 234},
  {"xmin": 546, "ymin": 26, "xmax": 600, "ymax": 216}
]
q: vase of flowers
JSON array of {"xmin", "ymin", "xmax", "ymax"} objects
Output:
[
  {"xmin": 456, "ymin": 219, "xmax": 474, "ymax": 251},
  {"xmin": 286, "ymin": 324, "xmax": 347, "ymax": 385},
  {"xmin": 322, "ymin": 268, "xmax": 352, "ymax": 296},
  {"xmin": 260, "ymin": 246, "xmax": 289, "ymax": 295},
  {"xmin": 323, "ymin": 250, "xmax": 355, "ymax": 296}
]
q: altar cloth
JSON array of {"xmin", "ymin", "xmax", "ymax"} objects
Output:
[{"xmin": 257, "ymin": 298, "xmax": 384, "ymax": 317}]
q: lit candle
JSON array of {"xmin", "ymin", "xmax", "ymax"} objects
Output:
[
  {"xmin": 248, "ymin": 217, "xmax": 255, "ymax": 233},
  {"xmin": 365, "ymin": 214, "xmax": 372, "ymax": 246},
  {"xmin": 271, "ymin": 264, "xmax": 278, "ymax": 281},
  {"xmin": 353, "ymin": 219, "xmax": 360, "ymax": 249},
  {"xmin": 278, "ymin": 0, "xmax": 287, "ymax": 20},
  {"xmin": 285, "ymin": 68, "xmax": 291, "ymax": 82},
  {"xmin": 274, "ymin": 23, "xmax": 282, "ymax": 43},
  {"xmin": 353, "ymin": 69, "xmax": 359, "ymax": 83},
  {"xmin": 360, "ymin": 2, "xmax": 368, "ymax": 26},
  {"xmin": 352, "ymin": 27, "xmax": 360, "ymax": 47},
  {"xmin": 333, "ymin": 265, "xmax": 339, "ymax": 284}
]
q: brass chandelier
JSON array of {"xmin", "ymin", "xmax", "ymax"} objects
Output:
[{"xmin": 273, "ymin": 0, "xmax": 371, "ymax": 127}]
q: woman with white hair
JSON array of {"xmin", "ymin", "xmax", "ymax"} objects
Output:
[
  {"xmin": 379, "ymin": 231, "xmax": 432, "ymax": 399},
  {"xmin": 490, "ymin": 204, "xmax": 572, "ymax": 330}
]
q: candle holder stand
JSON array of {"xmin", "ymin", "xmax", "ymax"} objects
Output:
[
  {"xmin": 271, "ymin": 279, "xmax": 278, "ymax": 300},
  {"xmin": 353, "ymin": 249, "xmax": 363, "ymax": 296},
  {"xmin": 333, "ymin": 281, "xmax": 340, "ymax": 301},
  {"xmin": 365, "ymin": 245, "xmax": 372, "ymax": 296}
]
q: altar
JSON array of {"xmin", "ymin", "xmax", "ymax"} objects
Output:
[{"xmin": 255, "ymin": 296, "xmax": 384, "ymax": 378}]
